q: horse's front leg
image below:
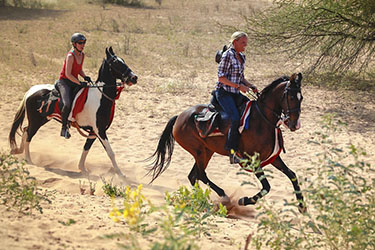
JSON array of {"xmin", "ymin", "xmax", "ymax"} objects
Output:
[
  {"xmin": 272, "ymin": 156, "xmax": 306, "ymax": 213},
  {"xmin": 97, "ymin": 131, "xmax": 125, "ymax": 177},
  {"xmin": 78, "ymin": 137, "xmax": 96, "ymax": 173},
  {"xmin": 238, "ymin": 166, "xmax": 271, "ymax": 206}
]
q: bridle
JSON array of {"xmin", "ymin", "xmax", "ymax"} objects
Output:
[
  {"xmin": 282, "ymin": 81, "xmax": 302, "ymax": 121},
  {"xmin": 106, "ymin": 55, "xmax": 132, "ymax": 83},
  {"xmin": 90, "ymin": 55, "xmax": 133, "ymax": 103},
  {"xmin": 255, "ymin": 80, "xmax": 302, "ymax": 128}
]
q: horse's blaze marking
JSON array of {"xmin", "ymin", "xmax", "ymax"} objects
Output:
[{"xmin": 297, "ymin": 92, "xmax": 302, "ymax": 101}]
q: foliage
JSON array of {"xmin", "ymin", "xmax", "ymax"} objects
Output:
[
  {"xmin": 0, "ymin": 153, "xmax": 50, "ymax": 214},
  {"xmin": 108, "ymin": 182, "xmax": 227, "ymax": 249},
  {"xmin": 250, "ymin": 114, "xmax": 375, "ymax": 250},
  {"xmin": 109, "ymin": 184, "xmax": 146, "ymax": 231},
  {"xmin": 243, "ymin": 0, "xmax": 375, "ymax": 76},
  {"xmin": 165, "ymin": 182, "xmax": 227, "ymax": 236},
  {"xmin": 101, "ymin": 177, "xmax": 127, "ymax": 197}
]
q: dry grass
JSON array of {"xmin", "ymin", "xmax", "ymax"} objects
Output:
[{"xmin": 0, "ymin": 0, "xmax": 294, "ymax": 95}]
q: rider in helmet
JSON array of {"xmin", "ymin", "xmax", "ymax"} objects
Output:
[
  {"xmin": 215, "ymin": 31, "xmax": 258, "ymax": 164},
  {"xmin": 55, "ymin": 33, "xmax": 92, "ymax": 139}
]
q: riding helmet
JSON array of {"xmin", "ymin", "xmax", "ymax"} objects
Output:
[{"xmin": 71, "ymin": 33, "xmax": 86, "ymax": 43}]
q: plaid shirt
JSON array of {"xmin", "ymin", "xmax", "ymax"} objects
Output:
[{"xmin": 216, "ymin": 47, "xmax": 246, "ymax": 93}]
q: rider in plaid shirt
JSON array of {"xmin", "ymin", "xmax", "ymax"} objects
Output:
[
  {"xmin": 215, "ymin": 31, "xmax": 258, "ymax": 164},
  {"xmin": 216, "ymin": 47, "xmax": 246, "ymax": 93}
]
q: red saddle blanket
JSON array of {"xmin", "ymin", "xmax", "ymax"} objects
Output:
[{"xmin": 49, "ymin": 86, "xmax": 124, "ymax": 128}]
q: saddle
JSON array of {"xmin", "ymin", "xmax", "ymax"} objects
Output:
[
  {"xmin": 36, "ymin": 83, "xmax": 87, "ymax": 119},
  {"xmin": 194, "ymin": 91, "xmax": 249, "ymax": 138},
  {"xmin": 36, "ymin": 88, "xmax": 61, "ymax": 117}
]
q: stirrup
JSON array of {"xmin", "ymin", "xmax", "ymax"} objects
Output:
[
  {"xmin": 229, "ymin": 149, "xmax": 244, "ymax": 164},
  {"xmin": 60, "ymin": 127, "xmax": 71, "ymax": 139}
]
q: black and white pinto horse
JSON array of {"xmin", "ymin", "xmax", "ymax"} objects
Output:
[{"xmin": 9, "ymin": 47, "xmax": 137, "ymax": 176}]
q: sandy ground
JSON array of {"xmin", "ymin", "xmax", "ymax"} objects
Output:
[{"xmin": 0, "ymin": 69, "xmax": 374, "ymax": 249}]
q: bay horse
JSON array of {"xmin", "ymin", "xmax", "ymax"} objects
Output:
[
  {"xmin": 9, "ymin": 47, "xmax": 137, "ymax": 176},
  {"xmin": 148, "ymin": 73, "xmax": 306, "ymax": 212}
]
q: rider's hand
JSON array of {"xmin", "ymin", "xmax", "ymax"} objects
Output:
[
  {"xmin": 250, "ymin": 85, "xmax": 258, "ymax": 93},
  {"xmin": 84, "ymin": 76, "xmax": 92, "ymax": 83},
  {"xmin": 240, "ymin": 85, "xmax": 250, "ymax": 92},
  {"xmin": 80, "ymin": 81, "xmax": 88, "ymax": 87}
]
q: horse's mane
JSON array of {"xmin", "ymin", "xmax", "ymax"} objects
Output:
[{"xmin": 259, "ymin": 76, "xmax": 289, "ymax": 101}]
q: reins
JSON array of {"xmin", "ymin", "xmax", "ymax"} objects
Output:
[
  {"xmin": 88, "ymin": 81, "xmax": 124, "ymax": 103},
  {"xmin": 242, "ymin": 81, "xmax": 299, "ymax": 129}
]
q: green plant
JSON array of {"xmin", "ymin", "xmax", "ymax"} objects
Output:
[
  {"xmin": 165, "ymin": 182, "xmax": 227, "ymax": 237},
  {"xmin": 58, "ymin": 218, "xmax": 76, "ymax": 226},
  {"xmin": 0, "ymin": 153, "xmax": 50, "ymax": 214},
  {"xmin": 250, "ymin": 114, "xmax": 375, "ymax": 250},
  {"xmin": 109, "ymin": 184, "xmax": 147, "ymax": 231},
  {"xmin": 101, "ymin": 177, "xmax": 126, "ymax": 197},
  {"xmin": 108, "ymin": 183, "xmax": 227, "ymax": 249}
]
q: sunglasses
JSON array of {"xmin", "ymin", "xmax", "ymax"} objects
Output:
[{"xmin": 77, "ymin": 41, "xmax": 86, "ymax": 45}]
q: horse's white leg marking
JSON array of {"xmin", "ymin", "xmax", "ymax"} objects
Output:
[
  {"xmin": 98, "ymin": 137, "xmax": 124, "ymax": 177},
  {"xmin": 78, "ymin": 150, "xmax": 89, "ymax": 173},
  {"xmin": 24, "ymin": 137, "xmax": 33, "ymax": 165}
]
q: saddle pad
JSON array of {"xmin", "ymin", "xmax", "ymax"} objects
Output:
[
  {"xmin": 208, "ymin": 100, "xmax": 252, "ymax": 137},
  {"xmin": 68, "ymin": 87, "xmax": 89, "ymax": 122}
]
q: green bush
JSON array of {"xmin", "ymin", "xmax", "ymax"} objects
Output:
[
  {"xmin": 0, "ymin": 153, "xmax": 50, "ymax": 214},
  {"xmin": 107, "ymin": 182, "xmax": 227, "ymax": 249}
]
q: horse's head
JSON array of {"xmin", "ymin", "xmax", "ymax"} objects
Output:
[
  {"xmin": 105, "ymin": 47, "xmax": 138, "ymax": 85},
  {"xmin": 281, "ymin": 73, "xmax": 303, "ymax": 131}
]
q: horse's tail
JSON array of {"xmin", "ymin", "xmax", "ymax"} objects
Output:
[
  {"xmin": 9, "ymin": 93, "xmax": 27, "ymax": 153},
  {"xmin": 146, "ymin": 115, "xmax": 178, "ymax": 183}
]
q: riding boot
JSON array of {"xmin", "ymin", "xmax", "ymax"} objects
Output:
[
  {"xmin": 226, "ymin": 125, "xmax": 245, "ymax": 164},
  {"xmin": 61, "ymin": 107, "xmax": 71, "ymax": 139},
  {"xmin": 60, "ymin": 125, "xmax": 71, "ymax": 139}
]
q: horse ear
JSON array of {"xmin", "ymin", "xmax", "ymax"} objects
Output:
[
  {"xmin": 290, "ymin": 73, "xmax": 297, "ymax": 83},
  {"xmin": 105, "ymin": 47, "xmax": 111, "ymax": 58},
  {"xmin": 109, "ymin": 46, "xmax": 114, "ymax": 55},
  {"xmin": 297, "ymin": 72, "xmax": 303, "ymax": 82}
]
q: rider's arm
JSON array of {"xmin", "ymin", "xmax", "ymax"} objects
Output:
[
  {"xmin": 242, "ymin": 78, "xmax": 258, "ymax": 93},
  {"xmin": 79, "ymin": 69, "xmax": 87, "ymax": 79},
  {"xmin": 219, "ymin": 76, "xmax": 250, "ymax": 92}
]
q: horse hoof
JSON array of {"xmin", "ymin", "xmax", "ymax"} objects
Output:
[
  {"xmin": 238, "ymin": 197, "xmax": 257, "ymax": 206},
  {"xmin": 115, "ymin": 169, "xmax": 126, "ymax": 178},
  {"xmin": 10, "ymin": 149, "xmax": 21, "ymax": 155},
  {"xmin": 298, "ymin": 205, "xmax": 307, "ymax": 214},
  {"xmin": 79, "ymin": 168, "xmax": 89, "ymax": 176},
  {"xmin": 220, "ymin": 195, "xmax": 230, "ymax": 205}
]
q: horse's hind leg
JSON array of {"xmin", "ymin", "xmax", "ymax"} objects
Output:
[
  {"xmin": 272, "ymin": 156, "xmax": 306, "ymax": 213},
  {"xmin": 238, "ymin": 166, "xmax": 271, "ymax": 206},
  {"xmin": 188, "ymin": 149, "xmax": 229, "ymax": 202},
  {"xmin": 24, "ymin": 119, "xmax": 48, "ymax": 164},
  {"xmin": 78, "ymin": 137, "xmax": 96, "ymax": 173}
]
